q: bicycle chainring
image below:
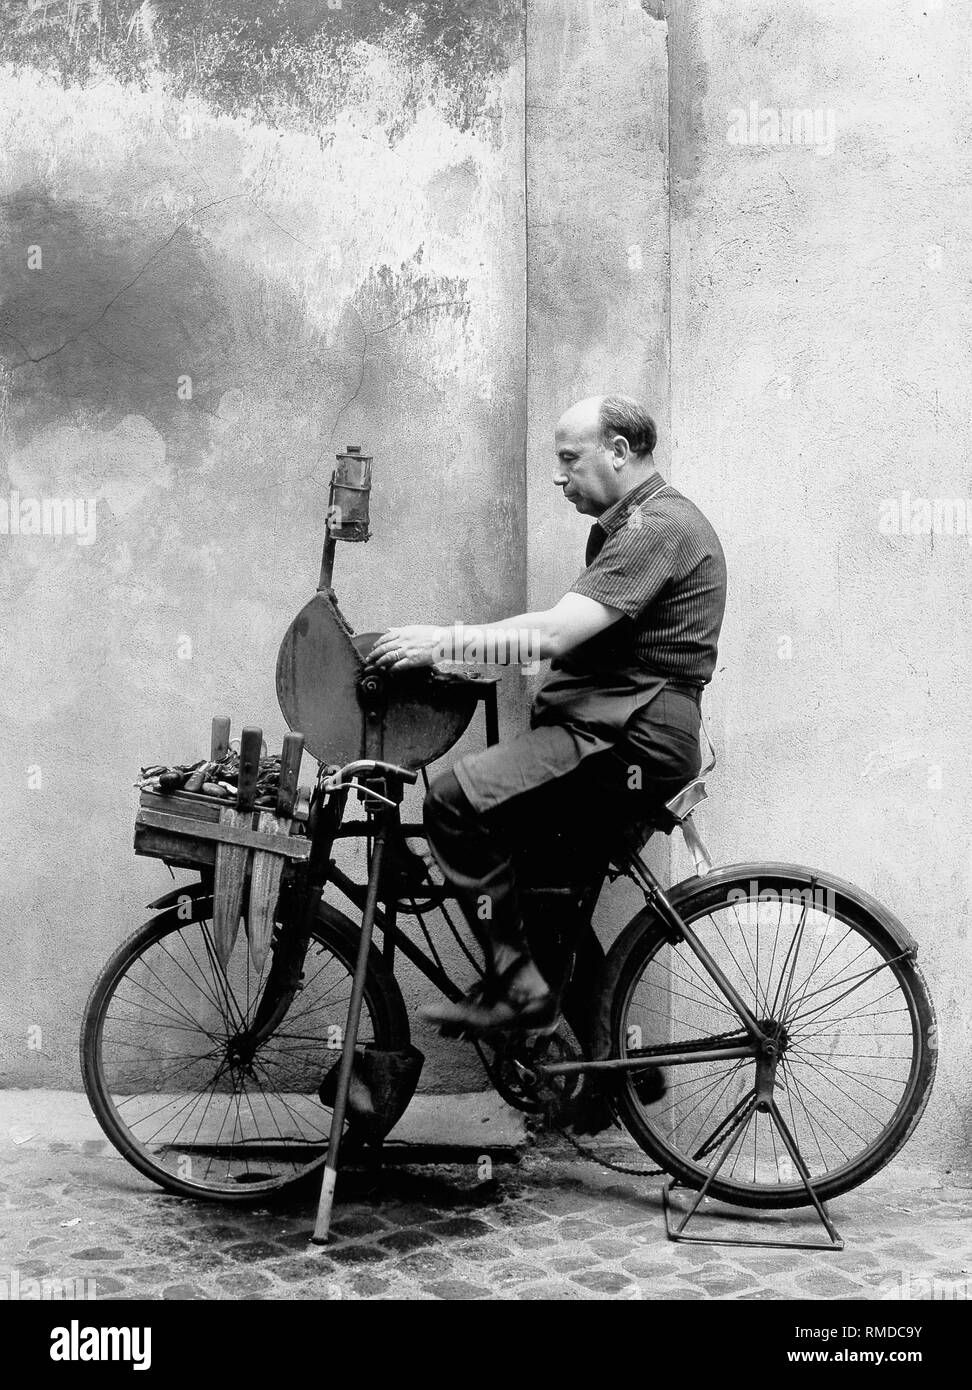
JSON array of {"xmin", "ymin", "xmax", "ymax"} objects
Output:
[{"xmin": 478, "ymin": 1030, "xmax": 583, "ymax": 1115}]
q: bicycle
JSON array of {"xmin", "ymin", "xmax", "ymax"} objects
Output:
[{"xmin": 80, "ymin": 746, "xmax": 938, "ymax": 1229}]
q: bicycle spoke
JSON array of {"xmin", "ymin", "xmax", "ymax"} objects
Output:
[
  {"xmin": 784, "ymin": 956, "xmax": 912, "ymax": 1034},
  {"xmin": 675, "ymin": 1063, "xmax": 749, "ymax": 1153},
  {"xmin": 704, "ymin": 911, "xmax": 761, "ymax": 1018},
  {"xmin": 783, "ymin": 1053, "xmax": 894, "ymax": 1126},
  {"xmin": 770, "ymin": 902, "xmax": 809, "ymax": 1022},
  {"xmin": 778, "ymin": 1054, "xmax": 837, "ymax": 1172},
  {"xmin": 654, "ymin": 1059, "xmax": 748, "ymax": 1132},
  {"xmin": 93, "ymin": 912, "xmax": 373, "ymax": 1196}
]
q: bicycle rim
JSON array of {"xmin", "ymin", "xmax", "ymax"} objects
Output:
[
  {"xmin": 82, "ymin": 897, "xmax": 403, "ymax": 1200},
  {"xmin": 610, "ymin": 876, "xmax": 936, "ymax": 1207}
]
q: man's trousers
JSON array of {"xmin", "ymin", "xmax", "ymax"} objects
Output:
[{"xmin": 422, "ymin": 686, "xmax": 704, "ymax": 977}]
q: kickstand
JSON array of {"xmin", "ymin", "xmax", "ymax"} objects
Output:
[{"xmin": 662, "ymin": 1098, "xmax": 844, "ymax": 1251}]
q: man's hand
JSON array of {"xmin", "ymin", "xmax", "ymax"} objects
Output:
[{"xmin": 365, "ymin": 625, "xmax": 444, "ymax": 672}]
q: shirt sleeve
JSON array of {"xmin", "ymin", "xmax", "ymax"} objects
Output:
[{"xmin": 570, "ymin": 519, "xmax": 678, "ymax": 618}]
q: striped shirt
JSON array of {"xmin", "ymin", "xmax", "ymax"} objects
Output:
[
  {"xmin": 569, "ymin": 471, "xmax": 727, "ymax": 685},
  {"xmin": 461, "ymin": 474, "xmax": 726, "ymax": 812},
  {"xmin": 529, "ymin": 471, "xmax": 726, "ymax": 743}
]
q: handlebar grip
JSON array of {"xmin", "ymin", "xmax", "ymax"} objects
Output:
[
  {"xmin": 363, "ymin": 759, "xmax": 418, "ymax": 785},
  {"xmin": 373, "ymin": 761, "xmax": 419, "ymax": 785}
]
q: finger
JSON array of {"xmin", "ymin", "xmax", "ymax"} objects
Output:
[{"xmin": 368, "ymin": 637, "xmax": 401, "ymax": 662}]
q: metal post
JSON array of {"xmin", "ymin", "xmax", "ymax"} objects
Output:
[
  {"xmin": 317, "ymin": 532, "xmax": 337, "ymax": 594},
  {"xmin": 312, "ymin": 808, "xmax": 388, "ymax": 1243}
]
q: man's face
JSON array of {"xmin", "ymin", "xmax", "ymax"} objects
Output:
[{"xmin": 553, "ymin": 406, "xmax": 618, "ymax": 516}]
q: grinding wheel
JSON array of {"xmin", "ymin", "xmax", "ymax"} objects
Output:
[{"xmin": 276, "ymin": 593, "xmax": 481, "ymax": 770}]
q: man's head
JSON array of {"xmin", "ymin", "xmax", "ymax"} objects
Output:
[{"xmin": 553, "ymin": 394, "xmax": 657, "ymax": 516}]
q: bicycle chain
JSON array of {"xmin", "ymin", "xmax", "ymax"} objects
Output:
[{"xmin": 541, "ymin": 1027, "xmax": 752, "ymax": 1180}]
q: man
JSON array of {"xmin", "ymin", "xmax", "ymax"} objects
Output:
[{"xmin": 366, "ymin": 394, "xmax": 726, "ymax": 1035}]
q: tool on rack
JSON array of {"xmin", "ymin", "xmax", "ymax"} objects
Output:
[
  {"xmin": 247, "ymin": 731, "xmax": 304, "ymax": 973},
  {"xmin": 135, "ymin": 718, "xmax": 313, "ymax": 976},
  {"xmin": 212, "ymin": 725, "xmax": 263, "ymax": 970}
]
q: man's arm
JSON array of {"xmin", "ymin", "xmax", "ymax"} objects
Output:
[{"xmin": 365, "ymin": 592, "xmax": 624, "ymax": 672}]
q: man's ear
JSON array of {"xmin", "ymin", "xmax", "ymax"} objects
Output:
[{"xmin": 611, "ymin": 434, "xmax": 630, "ymax": 471}]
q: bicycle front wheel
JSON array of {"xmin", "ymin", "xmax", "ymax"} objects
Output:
[
  {"xmin": 81, "ymin": 893, "xmax": 409, "ymax": 1201},
  {"xmin": 601, "ymin": 868, "xmax": 937, "ymax": 1208}
]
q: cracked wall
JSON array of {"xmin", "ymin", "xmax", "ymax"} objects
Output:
[{"xmin": 0, "ymin": 2, "xmax": 526, "ymax": 1091}]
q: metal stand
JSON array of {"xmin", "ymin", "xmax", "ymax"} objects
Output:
[
  {"xmin": 662, "ymin": 1095, "xmax": 843, "ymax": 1251},
  {"xmin": 312, "ymin": 800, "xmax": 390, "ymax": 1244}
]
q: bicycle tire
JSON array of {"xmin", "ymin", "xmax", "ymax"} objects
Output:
[
  {"xmin": 81, "ymin": 894, "xmax": 409, "ymax": 1202},
  {"xmin": 599, "ymin": 868, "xmax": 937, "ymax": 1208}
]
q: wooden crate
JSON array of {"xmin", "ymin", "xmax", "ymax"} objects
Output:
[
  {"xmin": 134, "ymin": 789, "xmax": 311, "ymax": 870},
  {"xmin": 134, "ymin": 724, "xmax": 308, "ymax": 972}
]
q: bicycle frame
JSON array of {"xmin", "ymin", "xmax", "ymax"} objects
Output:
[
  {"xmin": 536, "ymin": 852, "xmax": 768, "ymax": 1079},
  {"xmin": 118, "ymin": 749, "xmax": 924, "ymax": 1251},
  {"xmin": 298, "ymin": 780, "xmax": 772, "ymax": 1081}
]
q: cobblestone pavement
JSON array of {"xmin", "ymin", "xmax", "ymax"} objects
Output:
[{"xmin": 1, "ymin": 1135, "xmax": 969, "ymax": 1301}]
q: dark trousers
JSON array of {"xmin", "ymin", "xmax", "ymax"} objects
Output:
[{"xmin": 423, "ymin": 688, "xmax": 703, "ymax": 982}]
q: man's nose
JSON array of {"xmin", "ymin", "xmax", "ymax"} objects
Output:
[{"xmin": 552, "ymin": 468, "xmax": 568, "ymax": 487}]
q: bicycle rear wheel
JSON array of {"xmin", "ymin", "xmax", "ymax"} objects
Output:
[
  {"xmin": 81, "ymin": 892, "xmax": 408, "ymax": 1201},
  {"xmin": 601, "ymin": 869, "xmax": 937, "ymax": 1208}
]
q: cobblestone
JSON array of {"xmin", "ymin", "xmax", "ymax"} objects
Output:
[{"xmin": 0, "ymin": 1134, "xmax": 968, "ymax": 1301}]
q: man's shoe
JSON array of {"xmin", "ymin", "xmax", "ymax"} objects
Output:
[
  {"xmin": 420, "ymin": 991, "xmax": 561, "ymax": 1039},
  {"xmin": 425, "ymin": 975, "xmax": 491, "ymax": 1040},
  {"xmin": 420, "ymin": 959, "xmax": 560, "ymax": 1039}
]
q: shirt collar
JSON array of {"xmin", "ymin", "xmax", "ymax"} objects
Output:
[{"xmin": 594, "ymin": 471, "xmax": 667, "ymax": 536}]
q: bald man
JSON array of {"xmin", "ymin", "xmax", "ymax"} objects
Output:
[{"xmin": 366, "ymin": 395, "xmax": 726, "ymax": 1035}]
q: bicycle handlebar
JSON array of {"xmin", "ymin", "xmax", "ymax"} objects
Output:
[{"xmin": 324, "ymin": 758, "xmax": 419, "ymax": 787}]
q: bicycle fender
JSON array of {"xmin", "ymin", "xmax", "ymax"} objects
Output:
[
  {"xmin": 667, "ymin": 861, "xmax": 918, "ymax": 958},
  {"xmin": 146, "ymin": 879, "xmax": 213, "ymax": 911}
]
